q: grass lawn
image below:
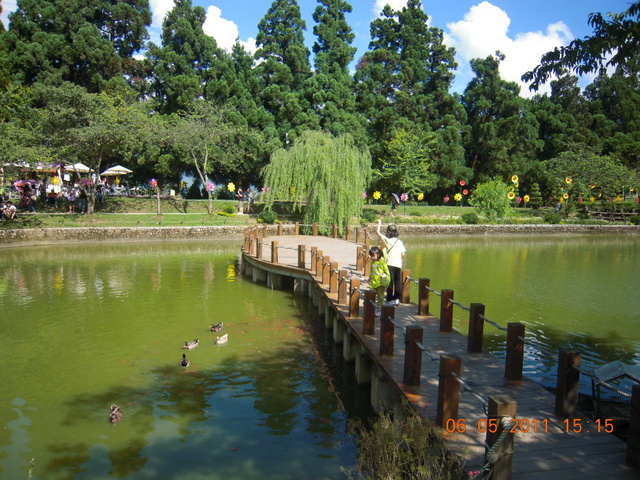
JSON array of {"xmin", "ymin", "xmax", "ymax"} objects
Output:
[{"xmin": 0, "ymin": 196, "xmax": 579, "ymax": 230}]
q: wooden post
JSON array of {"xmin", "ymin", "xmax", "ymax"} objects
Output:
[
  {"xmin": 363, "ymin": 290, "xmax": 376, "ymax": 335},
  {"xmin": 338, "ymin": 269, "xmax": 349, "ymax": 304},
  {"xmin": 261, "ymin": 225, "xmax": 268, "ymax": 238},
  {"xmin": 349, "ymin": 278, "xmax": 360, "ymax": 318},
  {"xmin": 379, "ymin": 306, "xmax": 395, "ymax": 356},
  {"xmin": 277, "ymin": 223, "xmax": 283, "ymax": 236},
  {"xmin": 356, "ymin": 228, "xmax": 362, "ymax": 244},
  {"xmin": 294, "ymin": 222, "xmax": 300, "ymax": 235},
  {"xmin": 356, "ymin": 246, "xmax": 365, "ymax": 271},
  {"xmin": 310, "ymin": 247, "xmax": 318, "ymax": 275},
  {"xmin": 251, "ymin": 229, "xmax": 258, "ymax": 255},
  {"xmin": 401, "ymin": 269, "xmax": 411, "ymax": 304},
  {"xmin": 329, "ymin": 262, "xmax": 338, "ymax": 293},
  {"xmin": 403, "ymin": 326, "xmax": 423, "ymax": 386},
  {"xmin": 312, "ymin": 222, "xmax": 318, "ymax": 236},
  {"xmin": 271, "ymin": 241, "xmax": 279, "ymax": 264},
  {"xmin": 467, "ymin": 303, "xmax": 485, "ymax": 353},
  {"xmin": 555, "ymin": 349, "xmax": 581, "ymax": 417},
  {"xmin": 364, "ymin": 230, "xmax": 370, "ymax": 246},
  {"xmin": 627, "ymin": 385, "xmax": 640, "ymax": 466},
  {"xmin": 332, "ymin": 224, "xmax": 338, "ymax": 238},
  {"xmin": 436, "ymin": 355, "xmax": 462, "ymax": 427},
  {"xmin": 298, "ymin": 245, "xmax": 306, "ymax": 269},
  {"xmin": 363, "ymin": 249, "xmax": 371, "ymax": 277},
  {"xmin": 256, "ymin": 238, "xmax": 263, "ymax": 259},
  {"xmin": 345, "ymin": 225, "xmax": 350, "ymax": 241},
  {"xmin": 440, "ymin": 289, "xmax": 454, "ymax": 332},
  {"xmin": 486, "ymin": 395, "xmax": 517, "ymax": 480},
  {"xmin": 315, "ymin": 250, "xmax": 324, "ymax": 278},
  {"xmin": 418, "ymin": 278, "xmax": 430, "ymax": 316},
  {"xmin": 505, "ymin": 323, "xmax": 525, "ymax": 381},
  {"xmin": 321, "ymin": 256, "xmax": 331, "ymax": 285},
  {"xmin": 243, "ymin": 234, "xmax": 250, "ymax": 254}
]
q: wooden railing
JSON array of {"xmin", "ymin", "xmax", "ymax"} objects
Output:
[{"xmin": 242, "ymin": 223, "xmax": 640, "ymax": 479}]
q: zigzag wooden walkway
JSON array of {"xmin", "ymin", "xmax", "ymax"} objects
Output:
[{"xmin": 242, "ymin": 234, "xmax": 639, "ymax": 479}]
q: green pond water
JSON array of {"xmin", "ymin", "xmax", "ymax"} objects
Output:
[
  {"xmin": 403, "ymin": 234, "xmax": 640, "ymax": 393},
  {"xmin": 1, "ymin": 233, "xmax": 639, "ymax": 479},
  {"xmin": 0, "ymin": 240, "xmax": 365, "ymax": 480}
]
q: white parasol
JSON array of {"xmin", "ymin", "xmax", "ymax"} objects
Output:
[
  {"xmin": 64, "ymin": 163, "xmax": 92, "ymax": 173},
  {"xmin": 100, "ymin": 165, "xmax": 133, "ymax": 176}
]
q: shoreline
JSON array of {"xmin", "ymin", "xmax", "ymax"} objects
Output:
[{"xmin": 0, "ymin": 223, "xmax": 638, "ymax": 247}]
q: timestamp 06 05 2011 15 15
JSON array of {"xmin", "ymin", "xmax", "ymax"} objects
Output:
[{"xmin": 444, "ymin": 417, "xmax": 616, "ymax": 434}]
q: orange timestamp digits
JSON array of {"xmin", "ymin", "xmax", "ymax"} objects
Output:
[
  {"xmin": 563, "ymin": 418, "xmax": 615, "ymax": 433},
  {"xmin": 445, "ymin": 417, "xmax": 550, "ymax": 434}
]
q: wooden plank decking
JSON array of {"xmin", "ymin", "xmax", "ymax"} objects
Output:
[{"xmin": 243, "ymin": 234, "xmax": 639, "ymax": 479}]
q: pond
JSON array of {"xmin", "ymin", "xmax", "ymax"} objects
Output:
[
  {"xmin": 403, "ymin": 233, "xmax": 640, "ymax": 397},
  {"xmin": 0, "ymin": 240, "xmax": 367, "ymax": 480},
  {"xmin": 2, "ymin": 232, "xmax": 638, "ymax": 479}
]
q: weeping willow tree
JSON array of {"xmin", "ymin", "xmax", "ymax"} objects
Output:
[{"xmin": 262, "ymin": 130, "xmax": 372, "ymax": 233}]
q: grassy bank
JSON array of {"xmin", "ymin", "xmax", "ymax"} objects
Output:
[{"xmin": 0, "ymin": 196, "xmax": 620, "ymax": 230}]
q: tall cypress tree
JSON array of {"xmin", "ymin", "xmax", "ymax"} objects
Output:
[
  {"xmin": 585, "ymin": 62, "xmax": 640, "ymax": 171},
  {"xmin": 462, "ymin": 52, "xmax": 542, "ymax": 182},
  {"xmin": 305, "ymin": 0, "xmax": 364, "ymax": 143},
  {"xmin": 255, "ymin": 0, "xmax": 317, "ymax": 142},
  {"xmin": 531, "ymin": 72, "xmax": 600, "ymax": 161},
  {"xmin": 354, "ymin": 0, "xmax": 467, "ymax": 200},
  {"xmin": 146, "ymin": 0, "xmax": 223, "ymax": 114},
  {"xmin": 6, "ymin": 0, "xmax": 151, "ymax": 93}
]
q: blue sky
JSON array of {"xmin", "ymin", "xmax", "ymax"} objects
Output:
[{"xmin": 1, "ymin": 0, "xmax": 632, "ymax": 96}]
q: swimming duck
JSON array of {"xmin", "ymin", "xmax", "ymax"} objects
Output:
[
  {"xmin": 183, "ymin": 339, "xmax": 199, "ymax": 350},
  {"xmin": 180, "ymin": 353, "xmax": 190, "ymax": 368},
  {"xmin": 109, "ymin": 404, "xmax": 123, "ymax": 423},
  {"xmin": 210, "ymin": 322, "xmax": 224, "ymax": 332},
  {"xmin": 215, "ymin": 334, "xmax": 228, "ymax": 345}
]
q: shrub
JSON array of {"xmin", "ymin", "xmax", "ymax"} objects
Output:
[
  {"xmin": 629, "ymin": 215, "xmax": 640, "ymax": 225},
  {"xmin": 345, "ymin": 410, "xmax": 465, "ymax": 480},
  {"xmin": 543, "ymin": 212, "xmax": 562, "ymax": 224},
  {"xmin": 258, "ymin": 210, "xmax": 278, "ymax": 224},
  {"xmin": 468, "ymin": 179, "xmax": 512, "ymax": 220},
  {"xmin": 461, "ymin": 211, "xmax": 480, "ymax": 224},
  {"xmin": 361, "ymin": 209, "xmax": 377, "ymax": 223}
]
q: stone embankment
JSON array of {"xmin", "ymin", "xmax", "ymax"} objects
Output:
[{"xmin": 0, "ymin": 223, "xmax": 638, "ymax": 246}]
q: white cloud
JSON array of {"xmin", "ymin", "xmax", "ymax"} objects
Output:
[
  {"xmin": 149, "ymin": 0, "xmax": 175, "ymax": 28},
  {"xmin": 373, "ymin": 0, "xmax": 408, "ymax": 17},
  {"xmin": 202, "ymin": 6, "xmax": 256, "ymax": 54},
  {"xmin": 1, "ymin": 0, "xmax": 18, "ymax": 27},
  {"xmin": 445, "ymin": 1, "xmax": 573, "ymax": 97}
]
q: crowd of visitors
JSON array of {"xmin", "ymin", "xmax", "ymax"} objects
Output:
[{"xmin": 0, "ymin": 176, "xmax": 95, "ymax": 219}]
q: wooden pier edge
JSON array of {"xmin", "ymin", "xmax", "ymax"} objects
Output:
[{"xmin": 240, "ymin": 234, "xmax": 639, "ymax": 480}]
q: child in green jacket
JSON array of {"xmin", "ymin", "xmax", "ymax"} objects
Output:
[{"xmin": 368, "ymin": 246, "xmax": 390, "ymax": 316}]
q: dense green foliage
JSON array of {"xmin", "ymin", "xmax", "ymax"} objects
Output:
[
  {"xmin": 468, "ymin": 179, "xmax": 513, "ymax": 220},
  {"xmin": 261, "ymin": 131, "xmax": 371, "ymax": 231},
  {"xmin": 1, "ymin": 0, "xmax": 639, "ymax": 220},
  {"xmin": 523, "ymin": 2, "xmax": 640, "ymax": 91}
]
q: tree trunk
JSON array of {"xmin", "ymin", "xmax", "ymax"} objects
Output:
[{"xmin": 87, "ymin": 184, "xmax": 96, "ymax": 214}]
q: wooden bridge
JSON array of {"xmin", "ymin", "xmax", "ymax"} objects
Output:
[{"xmin": 240, "ymin": 225, "xmax": 640, "ymax": 480}]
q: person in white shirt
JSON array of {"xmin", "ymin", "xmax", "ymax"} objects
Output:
[{"xmin": 376, "ymin": 219, "xmax": 406, "ymax": 305}]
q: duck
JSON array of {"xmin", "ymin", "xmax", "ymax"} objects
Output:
[
  {"xmin": 210, "ymin": 322, "xmax": 224, "ymax": 332},
  {"xmin": 183, "ymin": 339, "xmax": 199, "ymax": 350},
  {"xmin": 109, "ymin": 404, "xmax": 123, "ymax": 423},
  {"xmin": 215, "ymin": 334, "xmax": 228, "ymax": 345},
  {"xmin": 180, "ymin": 353, "xmax": 190, "ymax": 368}
]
